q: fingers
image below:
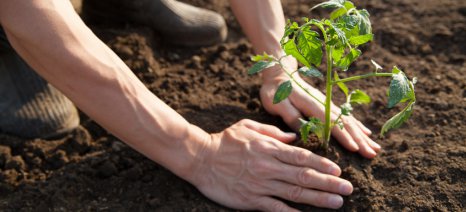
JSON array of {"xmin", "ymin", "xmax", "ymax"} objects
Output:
[
  {"xmin": 241, "ymin": 119, "xmax": 296, "ymax": 144},
  {"xmin": 256, "ymin": 197, "xmax": 299, "ymax": 212},
  {"xmin": 331, "ymin": 127, "xmax": 359, "ymax": 152},
  {"xmin": 273, "ymin": 100, "xmax": 304, "ymax": 131},
  {"xmin": 273, "ymin": 145, "xmax": 341, "ymax": 176},
  {"xmin": 274, "ymin": 163, "xmax": 353, "ymax": 195},
  {"xmin": 267, "ymin": 180, "xmax": 346, "ymax": 209},
  {"xmin": 342, "ymin": 119, "xmax": 377, "ymax": 158},
  {"xmin": 354, "ymin": 118, "xmax": 372, "ymax": 135}
]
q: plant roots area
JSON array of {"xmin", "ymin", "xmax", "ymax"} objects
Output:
[{"xmin": 1, "ymin": 0, "xmax": 464, "ymax": 211}]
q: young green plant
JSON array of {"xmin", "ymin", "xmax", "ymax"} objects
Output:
[{"xmin": 248, "ymin": 0, "xmax": 417, "ymax": 149}]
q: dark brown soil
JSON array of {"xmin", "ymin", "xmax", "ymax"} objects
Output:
[{"xmin": 1, "ymin": 0, "xmax": 465, "ymax": 211}]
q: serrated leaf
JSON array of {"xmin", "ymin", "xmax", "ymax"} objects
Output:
[
  {"xmin": 357, "ymin": 9, "xmax": 372, "ymax": 35},
  {"xmin": 371, "ymin": 59, "xmax": 383, "ymax": 71},
  {"xmin": 283, "ymin": 38, "xmax": 311, "ymax": 68},
  {"xmin": 330, "ymin": 1, "xmax": 354, "ymax": 20},
  {"xmin": 298, "ymin": 66, "xmax": 323, "ymax": 78},
  {"xmin": 340, "ymin": 102, "xmax": 353, "ymax": 116},
  {"xmin": 338, "ymin": 14, "xmax": 361, "ymax": 38},
  {"xmin": 300, "ymin": 118, "xmax": 324, "ymax": 143},
  {"xmin": 330, "ymin": 7, "xmax": 348, "ymax": 20},
  {"xmin": 248, "ymin": 61, "xmax": 276, "ymax": 75},
  {"xmin": 332, "ymin": 46, "xmax": 345, "ymax": 63},
  {"xmin": 328, "ymin": 22, "xmax": 348, "ymax": 46},
  {"xmin": 273, "ymin": 80, "xmax": 292, "ymax": 104},
  {"xmin": 336, "ymin": 48, "xmax": 361, "ymax": 71},
  {"xmin": 334, "ymin": 71, "xmax": 349, "ymax": 97},
  {"xmin": 251, "ymin": 53, "xmax": 276, "ymax": 62},
  {"xmin": 380, "ymin": 101, "xmax": 415, "ymax": 137},
  {"xmin": 297, "ymin": 28, "xmax": 323, "ymax": 66},
  {"xmin": 311, "ymin": 0, "xmax": 345, "ymax": 10},
  {"xmin": 348, "ymin": 34, "xmax": 373, "ymax": 46},
  {"xmin": 388, "ymin": 67, "xmax": 412, "ymax": 108},
  {"xmin": 349, "ymin": 89, "xmax": 371, "ymax": 104}
]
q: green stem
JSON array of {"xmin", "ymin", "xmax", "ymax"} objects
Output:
[
  {"xmin": 277, "ymin": 62, "xmax": 326, "ymax": 106},
  {"xmin": 323, "ymin": 46, "xmax": 333, "ymax": 149},
  {"xmin": 333, "ymin": 72, "xmax": 393, "ymax": 84}
]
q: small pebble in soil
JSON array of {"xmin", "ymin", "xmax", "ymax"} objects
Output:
[
  {"xmin": 0, "ymin": 145, "xmax": 12, "ymax": 168},
  {"xmin": 96, "ymin": 160, "xmax": 118, "ymax": 178},
  {"xmin": 111, "ymin": 141, "xmax": 126, "ymax": 152},
  {"xmin": 5, "ymin": 155, "xmax": 26, "ymax": 171}
]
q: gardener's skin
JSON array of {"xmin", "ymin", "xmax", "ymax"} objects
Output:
[{"xmin": 0, "ymin": 0, "xmax": 380, "ymax": 210}]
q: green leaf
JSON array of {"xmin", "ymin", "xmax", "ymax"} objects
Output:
[
  {"xmin": 348, "ymin": 34, "xmax": 373, "ymax": 46},
  {"xmin": 340, "ymin": 102, "xmax": 353, "ymax": 116},
  {"xmin": 338, "ymin": 14, "xmax": 361, "ymax": 38},
  {"xmin": 331, "ymin": 7, "xmax": 348, "ymax": 20},
  {"xmin": 311, "ymin": 0, "xmax": 345, "ymax": 10},
  {"xmin": 380, "ymin": 101, "xmax": 415, "ymax": 137},
  {"xmin": 273, "ymin": 80, "xmax": 292, "ymax": 104},
  {"xmin": 334, "ymin": 71, "xmax": 349, "ymax": 97},
  {"xmin": 332, "ymin": 46, "xmax": 345, "ymax": 63},
  {"xmin": 298, "ymin": 66, "xmax": 323, "ymax": 78},
  {"xmin": 283, "ymin": 38, "xmax": 311, "ymax": 68},
  {"xmin": 349, "ymin": 89, "xmax": 371, "ymax": 104},
  {"xmin": 300, "ymin": 118, "xmax": 324, "ymax": 143},
  {"xmin": 297, "ymin": 28, "xmax": 323, "ymax": 66},
  {"xmin": 357, "ymin": 9, "xmax": 372, "ymax": 35},
  {"xmin": 282, "ymin": 21, "xmax": 299, "ymax": 45},
  {"xmin": 330, "ymin": 1, "xmax": 355, "ymax": 20},
  {"xmin": 328, "ymin": 22, "xmax": 348, "ymax": 46},
  {"xmin": 251, "ymin": 53, "xmax": 276, "ymax": 62},
  {"xmin": 336, "ymin": 48, "xmax": 361, "ymax": 71},
  {"xmin": 248, "ymin": 61, "xmax": 277, "ymax": 75},
  {"xmin": 387, "ymin": 67, "xmax": 413, "ymax": 108}
]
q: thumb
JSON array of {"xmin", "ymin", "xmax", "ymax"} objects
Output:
[{"xmin": 242, "ymin": 120, "xmax": 296, "ymax": 143}]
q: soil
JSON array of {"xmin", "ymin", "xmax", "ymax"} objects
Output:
[{"xmin": 1, "ymin": 0, "xmax": 465, "ymax": 211}]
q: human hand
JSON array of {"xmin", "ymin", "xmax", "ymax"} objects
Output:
[
  {"xmin": 260, "ymin": 59, "xmax": 381, "ymax": 158},
  {"xmin": 188, "ymin": 119, "xmax": 353, "ymax": 211}
]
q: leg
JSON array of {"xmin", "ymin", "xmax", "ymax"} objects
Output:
[
  {"xmin": 0, "ymin": 27, "xmax": 79, "ymax": 139},
  {"xmin": 81, "ymin": 0, "xmax": 227, "ymax": 47}
]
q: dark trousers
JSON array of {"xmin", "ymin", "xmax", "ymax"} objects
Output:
[{"xmin": 0, "ymin": 26, "xmax": 78, "ymax": 138}]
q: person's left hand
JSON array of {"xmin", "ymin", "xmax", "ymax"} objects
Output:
[{"xmin": 259, "ymin": 59, "xmax": 381, "ymax": 158}]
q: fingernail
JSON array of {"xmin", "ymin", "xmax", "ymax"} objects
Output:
[
  {"xmin": 373, "ymin": 142, "xmax": 381, "ymax": 150},
  {"xmin": 327, "ymin": 165, "xmax": 341, "ymax": 176},
  {"xmin": 328, "ymin": 195, "xmax": 343, "ymax": 209},
  {"xmin": 350, "ymin": 140, "xmax": 359, "ymax": 151},
  {"xmin": 339, "ymin": 182, "xmax": 353, "ymax": 195},
  {"xmin": 286, "ymin": 132, "xmax": 296, "ymax": 137},
  {"xmin": 368, "ymin": 148, "xmax": 376, "ymax": 156}
]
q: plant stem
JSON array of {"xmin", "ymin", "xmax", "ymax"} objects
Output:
[
  {"xmin": 332, "ymin": 72, "xmax": 393, "ymax": 84},
  {"xmin": 323, "ymin": 46, "xmax": 333, "ymax": 149},
  {"xmin": 277, "ymin": 62, "xmax": 326, "ymax": 106}
]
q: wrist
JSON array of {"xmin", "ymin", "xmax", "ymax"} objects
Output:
[
  {"xmin": 170, "ymin": 124, "xmax": 213, "ymax": 184},
  {"xmin": 260, "ymin": 55, "xmax": 298, "ymax": 82}
]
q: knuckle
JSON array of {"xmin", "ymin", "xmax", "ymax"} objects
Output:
[
  {"xmin": 314, "ymin": 194, "xmax": 329, "ymax": 206},
  {"xmin": 248, "ymin": 159, "xmax": 273, "ymax": 176},
  {"xmin": 250, "ymin": 140, "xmax": 276, "ymax": 155},
  {"xmin": 294, "ymin": 149, "xmax": 310, "ymax": 165},
  {"xmin": 270, "ymin": 200, "xmax": 288, "ymax": 212},
  {"xmin": 288, "ymin": 186, "xmax": 304, "ymax": 202},
  {"xmin": 223, "ymin": 128, "xmax": 236, "ymax": 140},
  {"xmin": 238, "ymin": 119, "xmax": 252, "ymax": 126},
  {"xmin": 297, "ymin": 168, "xmax": 314, "ymax": 185}
]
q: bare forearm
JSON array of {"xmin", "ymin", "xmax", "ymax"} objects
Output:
[
  {"xmin": 230, "ymin": 0, "xmax": 297, "ymax": 79},
  {"xmin": 0, "ymin": 0, "xmax": 208, "ymax": 180}
]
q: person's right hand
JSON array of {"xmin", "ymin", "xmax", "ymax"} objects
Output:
[{"xmin": 188, "ymin": 119, "xmax": 353, "ymax": 211}]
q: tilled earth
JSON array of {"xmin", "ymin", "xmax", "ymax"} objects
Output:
[{"xmin": 0, "ymin": 0, "xmax": 465, "ymax": 211}]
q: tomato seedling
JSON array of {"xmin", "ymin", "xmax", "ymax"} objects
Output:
[{"xmin": 249, "ymin": 0, "xmax": 416, "ymax": 149}]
